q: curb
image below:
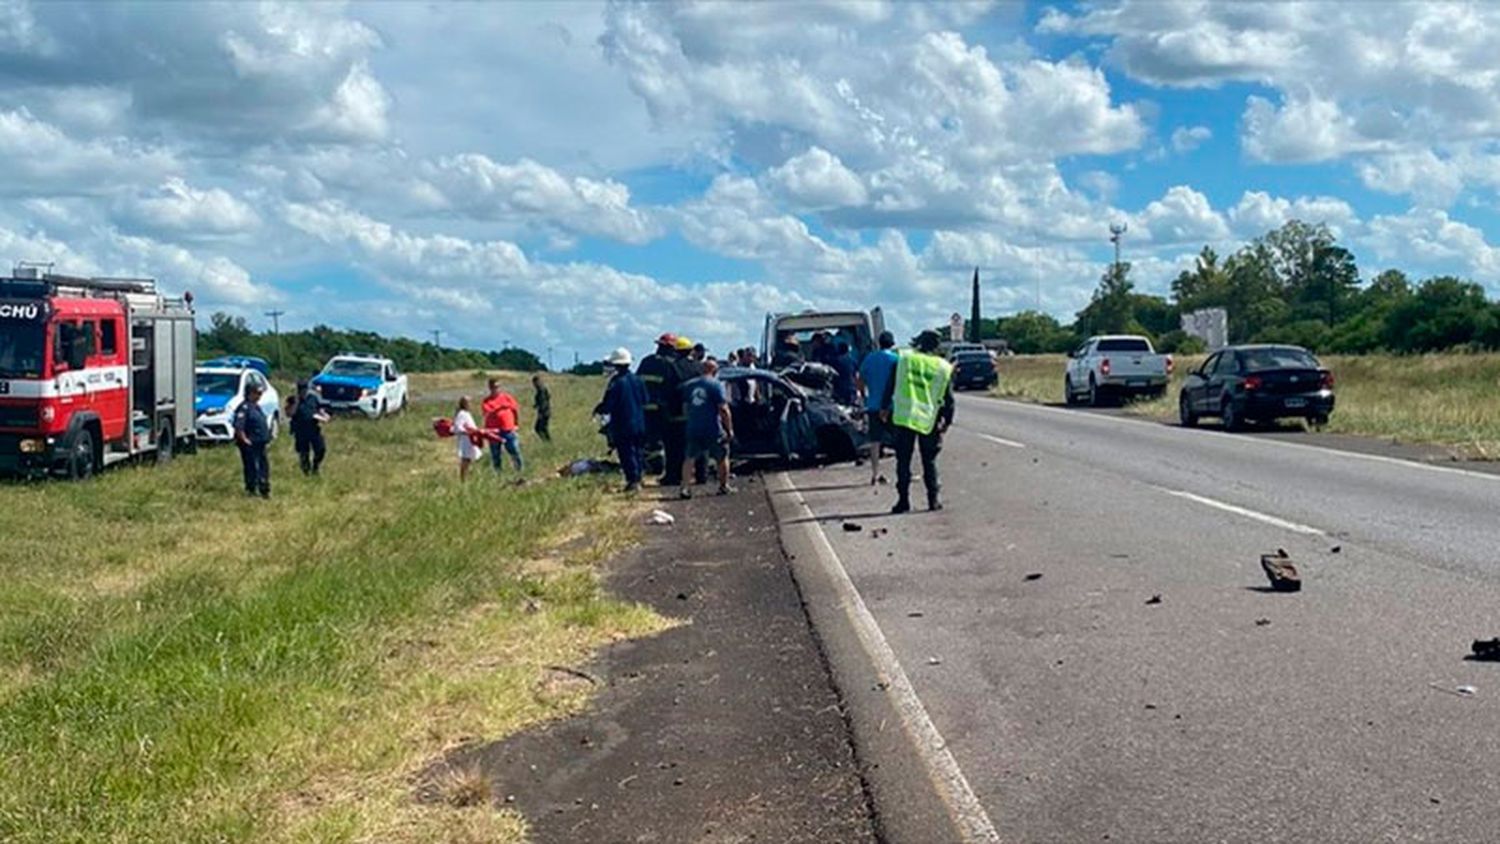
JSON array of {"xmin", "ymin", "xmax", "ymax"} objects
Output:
[{"xmin": 766, "ymin": 471, "xmax": 1000, "ymax": 844}]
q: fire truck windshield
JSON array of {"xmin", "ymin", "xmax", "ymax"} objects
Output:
[{"xmin": 0, "ymin": 323, "xmax": 45, "ymax": 378}]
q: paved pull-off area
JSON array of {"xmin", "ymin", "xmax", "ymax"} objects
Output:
[{"xmin": 780, "ymin": 396, "xmax": 1500, "ymax": 843}]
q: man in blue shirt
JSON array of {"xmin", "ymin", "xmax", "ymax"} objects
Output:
[
  {"xmin": 856, "ymin": 330, "xmax": 899, "ymax": 485},
  {"xmin": 233, "ymin": 382, "xmax": 272, "ymax": 498},
  {"xmin": 679, "ymin": 358, "xmax": 735, "ymax": 497},
  {"xmin": 595, "ymin": 347, "xmax": 648, "ymax": 492}
]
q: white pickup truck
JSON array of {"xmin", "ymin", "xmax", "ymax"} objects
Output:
[{"xmin": 1064, "ymin": 335, "xmax": 1173, "ymax": 406}]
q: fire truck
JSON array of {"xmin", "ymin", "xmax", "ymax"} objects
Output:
[{"xmin": 0, "ymin": 264, "xmax": 197, "ymax": 478}]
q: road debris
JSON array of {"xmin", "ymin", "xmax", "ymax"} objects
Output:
[
  {"xmin": 647, "ymin": 509, "xmax": 676, "ymax": 526},
  {"xmin": 1255, "ymin": 618, "xmax": 1272, "ymax": 627},
  {"xmin": 1260, "ymin": 549, "xmax": 1302, "ymax": 592},
  {"xmin": 1429, "ymin": 682, "xmax": 1478, "ymax": 697},
  {"xmin": 842, "ymin": 522, "xmax": 863, "ymax": 532},
  {"xmin": 1330, "ymin": 545, "xmax": 1343, "ymax": 554},
  {"xmin": 926, "ymin": 656, "xmax": 943, "ymax": 666},
  {"xmin": 1472, "ymin": 638, "xmax": 1500, "ymax": 661},
  {"xmin": 1145, "ymin": 594, "xmax": 1163, "ymax": 605},
  {"xmin": 907, "ymin": 611, "xmax": 924, "ymax": 618},
  {"xmin": 1024, "ymin": 573, "xmax": 1043, "ymax": 581}
]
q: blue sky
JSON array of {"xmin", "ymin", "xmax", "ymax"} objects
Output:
[{"xmin": 1, "ymin": 1, "xmax": 1497, "ymax": 361}]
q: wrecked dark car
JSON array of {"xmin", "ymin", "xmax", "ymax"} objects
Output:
[{"xmin": 719, "ymin": 366, "xmax": 865, "ymax": 465}]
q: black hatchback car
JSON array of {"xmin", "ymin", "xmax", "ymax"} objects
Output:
[
  {"xmin": 951, "ymin": 351, "xmax": 999, "ymax": 391},
  {"xmin": 1179, "ymin": 344, "xmax": 1334, "ymax": 431}
]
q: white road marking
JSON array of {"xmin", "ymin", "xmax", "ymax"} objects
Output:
[
  {"xmin": 969, "ymin": 396, "xmax": 1500, "ymax": 484},
  {"xmin": 976, "ymin": 433, "xmax": 1026, "ymax": 449},
  {"xmin": 1158, "ymin": 488, "xmax": 1325, "ymax": 536},
  {"xmin": 781, "ymin": 475, "xmax": 1001, "ymax": 843}
]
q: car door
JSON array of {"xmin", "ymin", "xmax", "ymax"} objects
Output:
[
  {"xmin": 1187, "ymin": 352, "xmax": 1219, "ymax": 411},
  {"xmin": 1205, "ymin": 351, "xmax": 1239, "ymax": 412}
]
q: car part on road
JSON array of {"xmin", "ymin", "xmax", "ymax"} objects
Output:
[
  {"xmin": 1024, "ymin": 572, "xmax": 1043, "ymax": 581},
  {"xmin": 647, "ymin": 509, "xmax": 675, "ymax": 526},
  {"xmin": 1429, "ymin": 682, "xmax": 1478, "ymax": 697},
  {"xmin": 1260, "ymin": 549, "xmax": 1302, "ymax": 591},
  {"xmin": 1145, "ymin": 594, "xmax": 1163, "ymax": 605},
  {"xmin": 1472, "ymin": 638, "xmax": 1500, "ymax": 661}
]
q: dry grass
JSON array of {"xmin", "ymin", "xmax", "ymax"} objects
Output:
[
  {"xmin": 988, "ymin": 352, "xmax": 1500, "ymax": 458},
  {"xmin": 0, "ymin": 373, "xmax": 674, "ymax": 843}
]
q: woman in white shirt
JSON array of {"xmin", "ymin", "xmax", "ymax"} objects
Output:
[{"xmin": 453, "ymin": 395, "xmax": 482, "ymax": 481}]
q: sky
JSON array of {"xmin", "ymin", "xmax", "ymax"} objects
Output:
[{"xmin": 2, "ymin": 0, "xmax": 1499, "ymax": 364}]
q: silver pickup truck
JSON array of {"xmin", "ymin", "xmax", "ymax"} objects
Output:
[{"xmin": 1064, "ymin": 335, "xmax": 1172, "ymax": 406}]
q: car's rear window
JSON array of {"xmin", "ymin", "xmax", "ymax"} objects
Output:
[
  {"xmin": 1240, "ymin": 348, "xmax": 1320, "ymax": 372},
  {"xmin": 954, "ymin": 353, "xmax": 991, "ymax": 364},
  {"xmin": 1096, "ymin": 338, "xmax": 1151, "ymax": 352}
]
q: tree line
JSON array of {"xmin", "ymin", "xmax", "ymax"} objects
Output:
[
  {"xmin": 975, "ymin": 220, "xmax": 1500, "ymax": 355},
  {"xmin": 198, "ymin": 313, "xmax": 545, "ymax": 376}
]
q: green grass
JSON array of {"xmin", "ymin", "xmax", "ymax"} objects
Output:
[
  {"xmin": 0, "ymin": 373, "xmax": 668, "ymax": 843},
  {"xmin": 989, "ymin": 353, "xmax": 1500, "ymax": 458}
]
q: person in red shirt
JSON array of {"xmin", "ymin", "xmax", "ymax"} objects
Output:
[{"xmin": 481, "ymin": 377, "xmax": 524, "ymax": 473}]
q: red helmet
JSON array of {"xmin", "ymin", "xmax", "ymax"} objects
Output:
[{"xmin": 656, "ymin": 332, "xmax": 678, "ymax": 347}]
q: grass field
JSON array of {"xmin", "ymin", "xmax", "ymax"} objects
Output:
[
  {"xmin": 992, "ymin": 353, "xmax": 1500, "ymax": 458},
  {"xmin": 0, "ymin": 372, "xmax": 667, "ymax": 843}
]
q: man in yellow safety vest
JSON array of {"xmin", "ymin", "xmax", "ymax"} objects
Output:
[{"xmin": 880, "ymin": 330, "xmax": 956, "ymax": 513}]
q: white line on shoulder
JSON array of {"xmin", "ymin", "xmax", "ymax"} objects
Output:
[
  {"xmin": 976, "ymin": 432, "xmax": 1026, "ymax": 449},
  {"xmin": 783, "ymin": 475, "xmax": 1001, "ymax": 843},
  {"xmin": 1158, "ymin": 487, "xmax": 1325, "ymax": 536}
]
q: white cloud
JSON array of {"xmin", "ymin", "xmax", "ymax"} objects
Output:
[
  {"xmin": 767, "ymin": 147, "xmax": 868, "ymax": 210},
  {"xmin": 116, "ymin": 178, "xmax": 261, "ymax": 237},
  {"xmin": 1361, "ymin": 208, "xmax": 1500, "ymax": 285},
  {"xmin": 1135, "ymin": 185, "xmax": 1229, "ymax": 244},
  {"xmin": 1170, "ymin": 124, "xmax": 1211, "ymax": 153},
  {"xmin": 1228, "ymin": 191, "xmax": 1358, "ymax": 239},
  {"xmin": 0, "ymin": 108, "xmax": 175, "ymax": 196}
]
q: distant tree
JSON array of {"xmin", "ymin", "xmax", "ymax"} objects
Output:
[
  {"xmin": 1075, "ymin": 261, "xmax": 1138, "ymax": 337},
  {"xmin": 996, "ymin": 311, "xmax": 1076, "ymax": 354},
  {"xmin": 1383, "ymin": 276, "xmax": 1498, "ymax": 352},
  {"xmin": 969, "ymin": 268, "xmax": 982, "ymax": 344}
]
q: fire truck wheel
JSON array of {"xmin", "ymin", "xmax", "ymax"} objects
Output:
[
  {"xmin": 66, "ymin": 429, "xmax": 95, "ymax": 480},
  {"xmin": 156, "ymin": 419, "xmax": 175, "ymax": 464}
]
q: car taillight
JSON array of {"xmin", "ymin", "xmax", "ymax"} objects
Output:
[
  {"xmin": 1165, "ymin": 355, "xmax": 1175, "ymax": 374},
  {"xmin": 1244, "ymin": 375, "xmax": 1263, "ymax": 391},
  {"xmin": 1100, "ymin": 358, "xmax": 1111, "ymax": 376},
  {"xmin": 1321, "ymin": 371, "xmax": 1335, "ymax": 389}
]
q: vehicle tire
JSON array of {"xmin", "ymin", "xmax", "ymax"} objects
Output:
[
  {"xmin": 1179, "ymin": 394, "xmax": 1198, "ymax": 428},
  {"xmin": 156, "ymin": 418, "xmax": 174, "ymax": 464},
  {"xmin": 1221, "ymin": 396, "xmax": 1242, "ymax": 432},
  {"xmin": 65, "ymin": 429, "xmax": 95, "ymax": 480},
  {"xmin": 379, "ymin": 400, "xmax": 388, "ymax": 419},
  {"xmin": 1064, "ymin": 376, "xmax": 1077, "ymax": 406},
  {"xmin": 1088, "ymin": 376, "xmax": 1104, "ymax": 408},
  {"xmin": 1308, "ymin": 414, "xmax": 1329, "ymax": 431}
]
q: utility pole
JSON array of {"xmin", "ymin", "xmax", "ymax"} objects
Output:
[
  {"xmin": 264, "ymin": 309, "xmax": 285, "ymax": 368},
  {"xmin": 429, "ymin": 329, "xmax": 441, "ymax": 348},
  {"xmin": 1109, "ymin": 222, "xmax": 1128, "ymax": 282},
  {"xmin": 547, "ymin": 346, "xmax": 554, "ymax": 371}
]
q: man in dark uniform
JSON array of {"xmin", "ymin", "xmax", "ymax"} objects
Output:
[
  {"xmin": 233, "ymin": 382, "xmax": 273, "ymax": 498},
  {"xmin": 532, "ymin": 373, "xmax": 552, "ymax": 442},
  {"xmin": 673, "ymin": 336, "xmax": 709, "ymax": 486},
  {"xmin": 289, "ymin": 378, "xmax": 329, "ymax": 475},
  {"xmin": 637, "ymin": 333, "xmax": 685, "ymax": 485},
  {"xmin": 595, "ymin": 347, "xmax": 648, "ymax": 492}
]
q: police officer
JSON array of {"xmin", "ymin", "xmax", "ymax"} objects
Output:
[
  {"xmin": 881, "ymin": 330, "xmax": 955, "ymax": 514},
  {"xmin": 233, "ymin": 382, "xmax": 273, "ymax": 498},
  {"xmin": 637, "ymin": 333, "xmax": 685, "ymax": 485},
  {"xmin": 289, "ymin": 378, "xmax": 329, "ymax": 475}
]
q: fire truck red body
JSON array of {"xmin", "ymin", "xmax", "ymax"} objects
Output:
[{"xmin": 0, "ymin": 266, "xmax": 196, "ymax": 478}]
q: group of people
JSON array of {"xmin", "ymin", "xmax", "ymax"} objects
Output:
[
  {"xmin": 772, "ymin": 331, "xmax": 859, "ymax": 405},
  {"xmin": 231, "ymin": 378, "xmax": 332, "ymax": 499},
  {"xmin": 450, "ymin": 374, "xmax": 552, "ymax": 481},
  {"xmin": 591, "ymin": 326, "xmax": 956, "ymax": 514},
  {"xmin": 596, "ymin": 333, "xmax": 735, "ymax": 496}
]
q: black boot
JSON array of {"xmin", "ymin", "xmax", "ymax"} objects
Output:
[
  {"xmin": 891, "ymin": 496, "xmax": 911, "ymax": 514},
  {"xmin": 928, "ymin": 496, "xmax": 943, "ymax": 511}
]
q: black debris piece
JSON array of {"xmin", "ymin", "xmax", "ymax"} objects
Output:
[
  {"xmin": 907, "ymin": 611, "xmax": 924, "ymax": 618},
  {"xmin": 1145, "ymin": 594, "xmax": 1163, "ymax": 605},
  {"xmin": 1255, "ymin": 618, "xmax": 1272, "ymax": 627},
  {"xmin": 1024, "ymin": 573, "xmax": 1043, "ymax": 582},
  {"xmin": 842, "ymin": 522, "xmax": 863, "ymax": 532},
  {"xmin": 1472, "ymin": 638, "xmax": 1500, "ymax": 661},
  {"xmin": 1260, "ymin": 549, "xmax": 1302, "ymax": 592},
  {"xmin": 1330, "ymin": 545, "xmax": 1343, "ymax": 554}
]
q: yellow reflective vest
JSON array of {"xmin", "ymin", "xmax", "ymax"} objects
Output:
[{"xmin": 892, "ymin": 349, "xmax": 954, "ymax": 436}]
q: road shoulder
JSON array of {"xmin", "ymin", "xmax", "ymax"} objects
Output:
[{"xmin": 459, "ymin": 479, "xmax": 876, "ymax": 843}]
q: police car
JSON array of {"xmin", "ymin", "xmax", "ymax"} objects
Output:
[
  {"xmin": 310, "ymin": 353, "xmax": 408, "ymax": 418},
  {"xmin": 194, "ymin": 357, "xmax": 280, "ymax": 443}
]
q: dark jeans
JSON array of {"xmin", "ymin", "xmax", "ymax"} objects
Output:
[
  {"xmin": 660, "ymin": 420, "xmax": 686, "ymax": 485},
  {"xmin": 535, "ymin": 414, "xmax": 551, "ymax": 442},
  {"xmin": 489, "ymin": 431, "xmax": 523, "ymax": 472},
  {"xmin": 239, "ymin": 442, "xmax": 270, "ymax": 497},
  {"xmin": 615, "ymin": 434, "xmax": 644, "ymax": 486},
  {"xmin": 294, "ymin": 428, "xmax": 326, "ymax": 475},
  {"xmin": 893, "ymin": 426, "xmax": 942, "ymax": 504}
]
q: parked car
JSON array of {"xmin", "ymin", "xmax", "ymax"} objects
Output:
[
  {"xmin": 951, "ymin": 351, "xmax": 999, "ymax": 391},
  {"xmin": 719, "ymin": 366, "xmax": 864, "ymax": 464},
  {"xmin": 1178, "ymin": 344, "xmax": 1334, "ymax": 431},
  {"xmin": 311, "ymin": 353, "xmax": 407, "ymax": 418},
  {"xmin": 195, "ymin": 361, "xmax": 280, "ymax": 443},
  {"xmin": 1064, "ymin": 335, "xmax": 1172, "ymax": 406},
  {"xmin": 945, "ymin": 341, "xmax": 988, "ymax": 360}
]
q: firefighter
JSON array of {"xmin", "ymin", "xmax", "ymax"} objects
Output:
[
  {"xmin": 880, "ymin": 330, "xmax": 955, "ymax": 514},
  {"xmin": 233, "ymin": 382, "xmax": 273, "ymax": 498},
  {"xmin": 637, "ymin": 333, "xmax": 685, "ymax": 485}
]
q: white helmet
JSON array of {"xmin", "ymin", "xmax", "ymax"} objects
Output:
[{"xmin": 605, "ymin": 347, "xmax": 633, "ymax": 366}]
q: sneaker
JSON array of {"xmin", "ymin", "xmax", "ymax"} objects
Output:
[
  {"xmin": 716, "ymin": 485, "xmax": 735, "ymax": 496},
  {"xmin": 678, "ymin": 488, "xmax": 693, "ymax": 500},
  {"xmin": 891, "ymin": 499, "xmax": 911, "ymax": 514},
  {"xmin": 623, "ymin": 482, "xmax": 640, "ymax": 493}
]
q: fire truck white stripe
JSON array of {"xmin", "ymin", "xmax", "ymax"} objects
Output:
[{"xmin": 0, "ymin": 366, "xmax": 130, "ymax": 399}]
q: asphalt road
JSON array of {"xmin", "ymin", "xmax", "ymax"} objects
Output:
[{"xmin": 781, "ymin": 395, "xmax": 1500, "ymax": 843}]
